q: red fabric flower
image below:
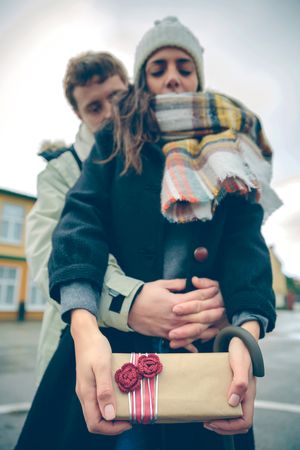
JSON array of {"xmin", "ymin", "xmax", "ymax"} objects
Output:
[
  {"xmin": 137, "ymin": 354, "xmax": 163, "ymax": 378},
  {"xmin": 115, "ymin": 363, "xmax": 142, "ymax": 393}
]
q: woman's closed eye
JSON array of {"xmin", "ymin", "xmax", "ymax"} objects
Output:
[
  {"xmin": 147, "ymin": 60, "xmax": 195, "ymax": 78},
  {"xmin": 150, "ymin": 68, "xmax": 193, "ymax": 77},
  {"xmin": 177, "ymin": 61, "xmax": 195, "ymax": 77},
  {"xmin": 147, "ymin": 62, "xmax": 166, "ymax": 78},
  {"xmin": 178, "ymin": 69, "xmax": 193, "ymax": 76},
  {"xmin": 149, "ymin": 69, "xmax": 165, "ymax": 77}
]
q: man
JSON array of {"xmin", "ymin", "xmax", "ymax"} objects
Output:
[{"xmin": 26, "ymin": 52, "xmax": 142, "ymax": 383}]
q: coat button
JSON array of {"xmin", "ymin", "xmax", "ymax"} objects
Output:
[{"xmin": 194, "ymin": 247, "xmax": 208, "ymax": 262}]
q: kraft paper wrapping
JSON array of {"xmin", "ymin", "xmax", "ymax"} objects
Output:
[{"xmin": 112, "ymin": 353, "xmax": 242, "ymax": 423}]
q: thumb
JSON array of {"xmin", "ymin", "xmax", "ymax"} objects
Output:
[
  {"xmin": 191, "ymin": 277, "xmax": 218, "ymax": 289},
  {"xmin": 160, "ymin": 278, "xmax": 187, "ymax": 292},
  {"xmin": 94, "ymin": 362, "xmax": 116, "ymax": 421},
  {"xmin": 227, "ymin": 337, "xmax": 251, "ymax": 407}
]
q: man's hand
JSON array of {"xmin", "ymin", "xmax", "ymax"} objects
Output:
[
  {"xmin": 71, "ymin": 310, "xmax": 132, "ymax": 435},
  {"xmin": 169, "ymin": 277, "xmax": 228, "ymax": 349},
  {"xmin": 128, "ymin": 279, "xmax": 187, "ymax": 337},
  {"xmin": 128, "ymin": 277, "xmax": 227, "ymax": 351}
]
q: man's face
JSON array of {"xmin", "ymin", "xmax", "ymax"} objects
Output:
[{"xmin": 73, "ymin": 74, "xmax": 127, "ymax": 132}]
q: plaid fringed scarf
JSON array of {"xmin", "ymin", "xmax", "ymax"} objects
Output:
[{"xmin": 155, "ymin": 92, "xmax": 282, "ymax": 223}]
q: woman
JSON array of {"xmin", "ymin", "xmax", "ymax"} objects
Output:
[{"xmin": 16, "ymin": 17, "xmax": 277, "ymax": 450}]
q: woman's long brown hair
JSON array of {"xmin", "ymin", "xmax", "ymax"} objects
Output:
[{"xmin": 104, "ymin": 68, "xmax": 160, "ymax": 174}]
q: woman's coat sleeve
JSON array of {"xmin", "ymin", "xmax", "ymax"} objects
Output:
[
  {"xmin": 217, "ymin": 195, "xmax": 276, "ymax": 331},
  {"xmin": 48, "ymin": 133, "xmax": 115, "ymax": 302}
]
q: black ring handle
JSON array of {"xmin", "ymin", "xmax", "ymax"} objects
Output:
[{"xmin": 213, "ymin": 326, "xmax": 265, "ymax": 377}]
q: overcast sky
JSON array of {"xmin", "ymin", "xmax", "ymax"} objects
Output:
[{"xmin": 1, "ymin": 0, "xmax": 299, "ymax": 276}]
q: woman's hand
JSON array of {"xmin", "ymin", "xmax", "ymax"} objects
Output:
[
  {"xmin": 71, "ymin": 309, "xmax": 132, "ymax": 435},
  {"xmin": 203, "ymin": 321, "xmax": 260, "ymax": 435}
]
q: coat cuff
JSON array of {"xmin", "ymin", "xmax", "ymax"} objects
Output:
[
  {"xmin": 60, "ymin": 281, "xmax": 99, "ymax": 324},
  {"xmin": 231, "ymin": 311, "xmax": 269, "ymax": 339},
  {"xmin": 98, "ymin": 275, "xmax": 144, "ymax": 332}
]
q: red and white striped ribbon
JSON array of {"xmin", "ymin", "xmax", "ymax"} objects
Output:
[{"xmin": 128, "ymin": 353, "xmax": 159, "ymax": 424}]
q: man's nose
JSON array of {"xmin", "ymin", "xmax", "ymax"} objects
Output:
[{"xmin": 103, "ymin": 101, "xmax": 112, "ymax": 119}]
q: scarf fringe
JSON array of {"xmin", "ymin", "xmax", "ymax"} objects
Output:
[{"xmin": 156, "ymin": 92, "xmax": 282, "ymax": 223}]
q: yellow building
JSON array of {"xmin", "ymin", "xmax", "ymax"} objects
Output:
[
  {"xmin": 269, "ymin": 246, "xmax": 288, "ymax": 309},
  {"xmin": 0, "ymin": 188, "xmax": 45, "ymax": 320},
  {"xmin": 0, "ymin": 187, "xmax": 289, "ymax": 319}
]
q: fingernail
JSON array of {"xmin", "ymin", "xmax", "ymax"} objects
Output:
[
  {"xmin": 204, "ymin": 424, "xmax": 215, "ymax": 431},
  {"xmin": 229, "ymin": 393, "xmax": 240, "ymax": 407},
  {"xmin": 190, "ymin": 347, "xmax": 198, "ymax": 353},
  {"xmin": 104, "ymin": 404, "xmax": 115, "ymax": 420}
]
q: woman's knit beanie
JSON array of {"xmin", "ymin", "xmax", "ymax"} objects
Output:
[{"xmin": 133, "ymin": 16, "xmax": 205, "ymax": 90}]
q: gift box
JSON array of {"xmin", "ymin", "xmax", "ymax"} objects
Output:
[{"xmin": 112, "ymin": 352, "xmax": 242, "ymax": 424}]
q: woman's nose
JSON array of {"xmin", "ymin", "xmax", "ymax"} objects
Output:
[
  {"xmin": 165, "ymin": 69, "xmax": 181, "ymax": 90},
  {"xmin": 166, "ymin": 78, "xmax": 180, "ymax": 89}
]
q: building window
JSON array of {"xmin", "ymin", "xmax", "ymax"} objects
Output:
[
  {"xmin": 27, "ymin": 278, "xmax": 47, "ymax": 311},
  {"xmin": 0, "ymin": 266, "xmax": 20, "ymax": 310},
  {"xmin": 0, "ymin": 203, "xmax": 25, "ymax": 244}
]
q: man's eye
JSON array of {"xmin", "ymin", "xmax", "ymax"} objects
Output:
[
  {"xmin": 88, "ymin": 103, "xmax": 102, "ymax": 113},
  {"xmin": 108, "ymin": 90, "xmax": 122, "ymax": 102}
]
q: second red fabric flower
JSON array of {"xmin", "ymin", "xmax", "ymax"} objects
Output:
[
  {"xmin": 137, "ymin": 354, "xmax": 163, "ymax": 378},
  {"xmin": 115, "ymin": 354, "xmax": 163, "ymax": 393}
]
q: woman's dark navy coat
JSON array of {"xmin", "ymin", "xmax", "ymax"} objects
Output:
[
  {"xmin": 49, "ymin": 126, "xmax": 276, "ymax": 341},
  {"xmin": 15, "ymin": 126, "xmax": 276, "ymax": 450}
]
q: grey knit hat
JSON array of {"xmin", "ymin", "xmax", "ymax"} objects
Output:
[{"xmin": 134, "ymin": 16, "xmax": 205, "ymax": 90}]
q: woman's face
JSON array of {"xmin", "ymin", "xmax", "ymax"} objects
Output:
[{"xmin": 145, "ymin": 47, "xmax": 198, "ymax": 95}]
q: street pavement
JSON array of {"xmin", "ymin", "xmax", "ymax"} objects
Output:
[{"xmin": 1, "ymin": 306, "xmax": 300, "ymax": 450}]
